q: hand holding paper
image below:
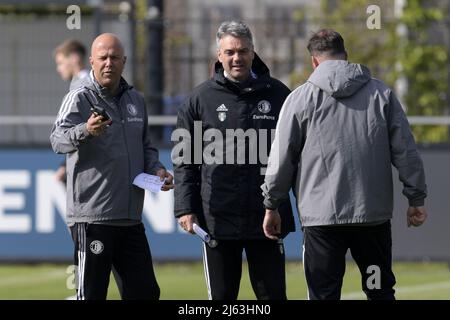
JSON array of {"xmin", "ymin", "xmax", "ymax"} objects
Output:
[
  {"xmin": 155, "ymin": 168, "xmax": 174, "ymax": 191},
  {"xmin": 133, "ymin": 173, "xmax": 165, "ymax": 192},
  {"xmin": 193, "ymin": 223, "xmax": 217, "ymax": 248},
  {"xmin": 193, "ymin": 223, "xmax": 210, "ymax": 242}
]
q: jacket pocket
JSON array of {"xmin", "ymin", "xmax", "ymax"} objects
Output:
[{"xmin": 74, "ymin": 167, "xmax": 110, "ymax": 208}]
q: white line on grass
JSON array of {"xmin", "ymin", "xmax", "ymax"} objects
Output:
[
  {"xmin": 0, "ymin": 270, "xmax": 65, "ymax": 287},
  {"xmin": 342, "ymin": 281, "xmax": 450, "ymax": 300}
]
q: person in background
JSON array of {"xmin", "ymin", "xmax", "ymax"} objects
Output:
[{"xmin": 53, "ymin": 39, "xmax": 90, "ymax": 183}]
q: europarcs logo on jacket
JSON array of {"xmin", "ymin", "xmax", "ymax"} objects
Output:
[{"xmin": 257, "ymin": 100, "xmax": 271, "ymax": 114}]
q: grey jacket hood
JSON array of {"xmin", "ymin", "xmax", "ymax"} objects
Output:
[
  {"xmin": 262, "ymin": 61, "xmax": 426, "ymax": 227},
  {"xmin": 308, "ymin": 60, "xmax": 371, "ymax": 98}
]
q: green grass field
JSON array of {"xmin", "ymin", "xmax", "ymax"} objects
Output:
[{"xmin": 0, "ymin": 262, "xmax": 449, "ymax": 300}]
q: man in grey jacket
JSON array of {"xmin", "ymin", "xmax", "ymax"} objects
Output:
[
  {"xmin": 50, "ymin": 33, "xmax": 173, "ymax": 300},
  {"xmin": 53, "ymin": 39, "xmax": 90, "ymax": 183},
  {"xmin": 261, "ymin": 29, "xmax": 427, "ymax": 300}
]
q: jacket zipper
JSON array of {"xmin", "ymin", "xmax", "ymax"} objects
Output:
[
  {"xmin": 117, "ymin": 97, "xmax": 132, "ymax": 219},
  {"xmin": 96, "ymin": 89, "xmax": 132, "ymax": 219}
]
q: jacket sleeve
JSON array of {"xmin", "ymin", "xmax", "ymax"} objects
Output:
[
  {"xmin": 50, "ymin": 90, "xmax": 92, "ymax": 154},
  {"xmin": 261, "ymin": 91, "xmax": 305, "ymax": 210},
  {"xmin": 387, "ymin": 91, "xmax": 427, "ymax": 206},
  {"xmin": 142, "ymin": 98, "xmax": 165, "ymax": 174},
  {"xmin": 173, "ymin": 97, "xmax": 202, "ymax": 218}
]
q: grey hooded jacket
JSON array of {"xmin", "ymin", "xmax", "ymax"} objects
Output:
[
  {"xmin": 50, "ymin": 72, "xmax": 164, "ymax": 224},
  {"xmin": 262, "ymin": 60, "xmax": 427, "ymax": 227}
]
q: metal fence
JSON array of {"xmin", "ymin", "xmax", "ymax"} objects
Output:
[
  {"xmin": 0, "ymin": 12, "xmax": 134, "ymax": 146},
  {"xmin": 0, "ymin": 7, "xmax": 312, "ymax": 147},
  {"xmin": 1, "ymin": 1, "xmax": 450, "ymax": 147}
]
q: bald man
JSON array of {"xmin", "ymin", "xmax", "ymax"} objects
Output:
[{"xmin": 50, "ymin": 33, "xmax": 173, "ymax": 300}]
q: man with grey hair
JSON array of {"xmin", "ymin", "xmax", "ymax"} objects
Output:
[{"xmin": 173, "ymin": 21, "xmax": 295, "ymax": 300}]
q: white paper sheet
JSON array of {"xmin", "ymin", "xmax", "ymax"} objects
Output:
[
  {"xmin": 193, "ymin": 223, "xmax": 211, "ymax": 243},
  {"xmin": 132, "ymin": 173, "xmax": 165, "ymax": 193}
]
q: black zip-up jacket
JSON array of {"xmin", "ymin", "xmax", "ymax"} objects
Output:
[{"xmin": 173, "ymin": 54, "xmax": 295, "ymax": 240}]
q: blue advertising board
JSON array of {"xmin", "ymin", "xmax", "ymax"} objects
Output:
[{"xmin": 0, "ymin": 149, "xmax": 303, "ymax": 261}]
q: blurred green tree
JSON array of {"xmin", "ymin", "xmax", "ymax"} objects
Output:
[
  {"xmin": 398, "ymin": 0, "xmax": 448, "ymax": 142},
  {"xmin": 293, "ymin": 0, "xmax": 448, "ymax": 143}
]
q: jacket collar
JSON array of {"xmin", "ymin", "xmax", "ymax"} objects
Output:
[
  {"xmin": 212, "ymin": 53, "xmax": 271, "ymax": 93},
  {"xmin": 87, "ymin": 70, "xmax": 132, "ymax": 98}
]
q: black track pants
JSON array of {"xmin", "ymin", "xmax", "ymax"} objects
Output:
[
  {"xmin": 71, "ymin": 223, "xmax": 160, "ymax": 300},
  {"xmin": 202, "ymin": 239, "xmax": 287, "ymax": 300},
  {"xmin": 303, "ymin": 221, "xmax": 396, "ymax": 300}
]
